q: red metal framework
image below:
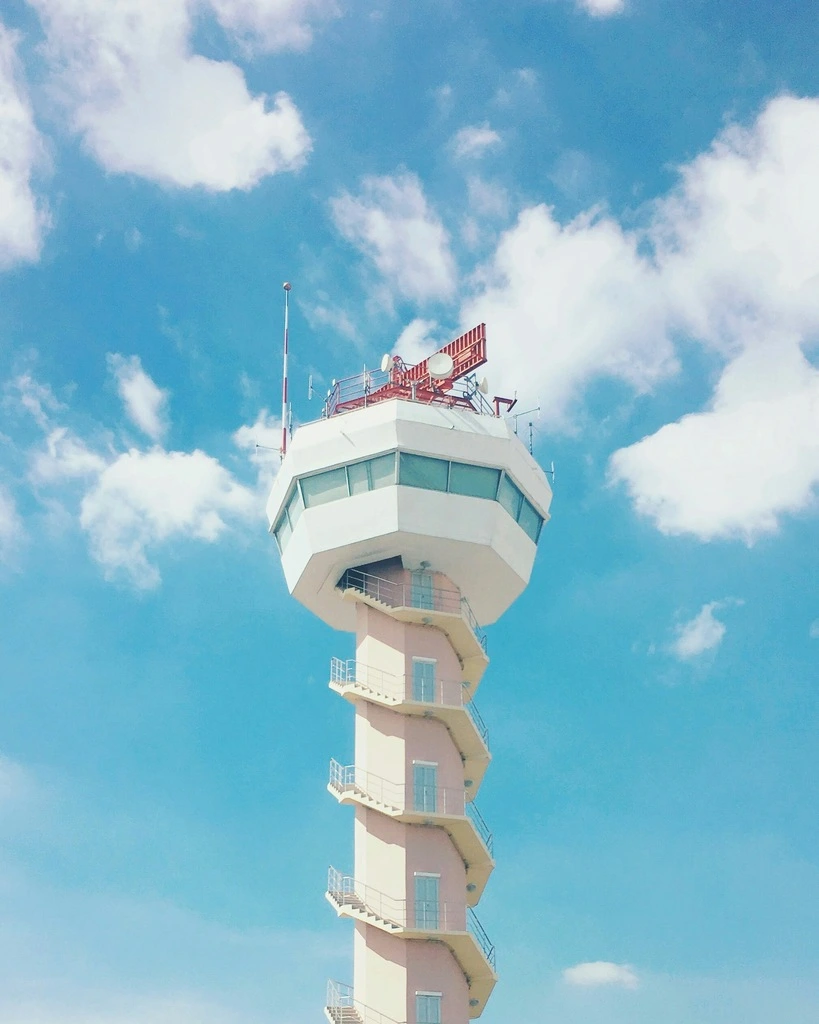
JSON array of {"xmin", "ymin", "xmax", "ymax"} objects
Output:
[{"xmin": 324, "ymin": 324, "xmax": 491, "ymax": 418}]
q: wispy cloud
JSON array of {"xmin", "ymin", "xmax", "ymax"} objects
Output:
[
  {"xmin": 809, "ymin": 620, "xmax": 819, "ymax": 639},
  {"xmin": 0, "ymin": 485, "xmax": 24, "ymax": 565},
  {"xmin": 451, "ymin": 123, "xmax": 502, "ymax": 159},
  {"xmin": 108, "ymin": 354, "xmax": 169, "ymax": 443},
  {"xmin": 576, "ymin": 0, "xmax": 626, "ymax": 16},
  {"xmin": 330, "ymin": 172, "xmax": 457, "ymax": 304},
  {"xmin": 563, "ymin": 961, "xmax": 639, "ymax": 988},
  {"xmin": 671, "ymin": 600, "xmax": 737, "ymax": 660},
  {"xmin": 0, "ymin": 22, "xmax": 50, "ymax": 269}
]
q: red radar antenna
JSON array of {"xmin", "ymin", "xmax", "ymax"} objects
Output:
[{"xmin": 325, "ymin": 324, "xmax": 493, "ymax": 418}]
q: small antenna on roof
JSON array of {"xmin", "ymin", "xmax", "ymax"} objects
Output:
[
  {"xmin": 281, "ymin": 282, "xmax": 292, "ymax": 460},
  {"xmin": 308, "ymin": 374, "xmax": 314, "ymax": 400}
]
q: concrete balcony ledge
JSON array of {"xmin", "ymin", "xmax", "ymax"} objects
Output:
[
  {"xmin": 337, "ymin": 569, "xmax": 489, "ymax": 687},
  {"xmin": 326, "ymin": 873, "xmax": 497, "ymax": 1018},
  {"xmin": 329, "ymin": 658, "xmax": 491, "ymax": 791},
  {"xmin": 328, "ymin": 761, "xmax": 495, "ymax": 901}
]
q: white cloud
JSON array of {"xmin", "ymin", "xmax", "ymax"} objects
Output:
[
  {"xmin": 609, "ymin": 341, "xmax": 819, "ymax": 541},
  {"xmin": 461, "ymin": 204, "xmax": 675, "ymax": 425},
  {"xmin": 671, "ymin": 601, "xmax": 730, "ymax": 660},
  {"xmin": 0, "ymin": 487, "xmax": 24, "ymax": 563},
  {"xmin": 392, "ymin": 318, "xmax": 441, "ymax": 366},
  {"xmin": 613, "ymin": 95, "xmax": 819, "ymax": 541},
  {"xmin": 653, "ymin": 95, "xmax": 819, "ymax": 352},
  {"xmin": 79, "ymin": 448, "xmax": 257, "ymax": 589},
  {"xmin": 31, "ymin": 0, "xmax": 311, "ymax": 191},
  {"xmin": 301, "ymin": 302, "xmax": 359, "ymax": 343},
  {"xmin": 233, "ymin": 409, "xmax": 282, "ymax": 490},
  {"xmin": 467, "ymin": 176, "xmax": 509, "ymax": 219},
  {"xmin": 7, "ymin": 374, "xmax": 63, "ymax": 429},
  {"xmin": 0, "ymin": 23, "xmax": 49, "ymax": 269},
  {"xmin": 331, "ymin": 172, "xmax": 457, "ymax": 303},
  {"xmin": 209, "ymin": 0, "xmax": 338, "ymax": 54},
  {"xmin": 563, "ymin": 961, "xmax": 639, "ymax": 988},
  {"xmin": 576, "ymin": 0, "xmax": 626, "ymax": 16},
  {"xmin": 30, "ymin": 427, "xmax": 108, "ymax": 483},
  {"xmin": 14, "ymin": 358, "xmax": 275, "ymax": 587},
  {"xmin": 108, "ymin": 354, "xmax": 169, "ymax": 442},
  {"xmin": 451, "ymin": 123, "xmax": 502, "ymax": 159},
  {"xmin": 809, "ymin": 620, "xmax": 819, "ymax": 640}
]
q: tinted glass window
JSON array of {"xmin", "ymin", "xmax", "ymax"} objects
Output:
[
  {"xmin": 449, "ymin": 462, "xmax": 501, "ymax": 500},
  {"xmin": 274, "ymin": 514, "xmax": 291, "ymax": 551},
  {"xmin": 518, "ymin": 498, "xmax": 542, "ymax": 543},
  {"xmin": 399, "ymin": 453, "xmax": 449, "ymax": 491},
  {"xmin": 369, "ymin": 452, "xmax": 396, "ymax": 489},
  {"xmin": 301, "ymin": 467, "xmax": 349, "ymax": 507},
  {"xmin": 287, "ymin": 484, "xmax": 304, "ymax": 528},
  {"xmin": 347, "ymin": 461, "xmax": 370, "ymax": 496},
  {"xmin": 497, "ymin": 473, "xmax": 523, "ymax": 520}
]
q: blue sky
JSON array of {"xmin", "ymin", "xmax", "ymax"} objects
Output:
[{"xmin": 1, "ymin": 0, "xmax": 818, "ymax": 1021}]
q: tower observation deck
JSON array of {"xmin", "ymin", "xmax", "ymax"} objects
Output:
[{"xmin": 267, "ymin": 324, "xmax": 553, "ymax": 1024}]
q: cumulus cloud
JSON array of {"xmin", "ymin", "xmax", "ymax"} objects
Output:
[
  {"xmin": 563, "ymin": 961, "xmax": 638, "ymax": 988},
  {"xmin": 451, "ymin": 123, "xmax": 502, "ymax": 159},
  {"xmin": 670, "ymin": 601, "xmax": 731, "ymax": 660},
  {"xmin": 30, "ymin": 0, "xmax": 311, "ymax": 191},
  {"xmin": 607, "ymin": 97, "xmax": 819, "ymax": 541},
  {"xmin": 609, "ymin": 341, "xmax": 819, "ymax": 540},
  {"xmin": 0, "ymin": 23, "xmax": 49, "ymax": 268},
  {"xmin": 108, "ymin": 354, "xmax": 169, "ymax": 441},
  {"xmin": 80, "ymin": 448, "xmax": 257, "ymax": 589},
  {"xmin": 576, "ymin": 0, "xmax": 625, "ymax": 15},
  {"xmin": 461, "ymin": 204, "xmax": 675, "ymax": 425},
  {"xmin": 331, "ymin": 172, "xmax": 457, "ymax": 303},
  {"xmin": 653, "ymin": 96, "xmax": 819, "ymax": 350},
  {"xmin": 0, "ymin": 486, "xmax": 24, "ymax": 564},
  {"xmin": 453, "ymin": 95, "xmax": 819, "ymax": 540},
  {"xmin": 208, "ymin": 0, "xmax": 338, "ymax": 54},
  {"xmin": 15, "ymin": 359, "xmax": 276, "ymax": 588}
]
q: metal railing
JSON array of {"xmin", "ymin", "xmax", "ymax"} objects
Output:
[
  {"xmin": 325, "ymin": 980, "xmax": 400, "ymax": 1024},
  {"xmin": 465, "ymin": 801, "xmax": 493, "ymax": 853},
  {"xmin": 467, "ymin": 907, "xmax": 496, "ymax": 968},
  {"xmin": 337, "ymin": 570, "xmax": 487, "ymax": 653},
  {"xmin": 323, "ymin": 367, "xmax": 495, "ymax": 420},
  {"xmin": 327, "ymin": 871, "xmax": 496, "ymax": 969},
  {"xmin": 329, "ymin": 658, "xmax": 489, "ymax": 745},
  {"xmin": 328, "ymin": 761, "xmax": 493, "ymax": 855}
]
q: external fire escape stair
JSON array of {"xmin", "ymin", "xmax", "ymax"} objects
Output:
[{"xmin": 324, "ymin": 1007, "xmax": 364, "ymax": 1024}]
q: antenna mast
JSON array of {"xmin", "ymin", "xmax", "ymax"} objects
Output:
[{"xmin": 281, "ymin": 282, "xmax": 292, "ymax": 459}]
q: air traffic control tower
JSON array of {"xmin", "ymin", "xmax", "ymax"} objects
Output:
[{"xmin": 267, "ymin": 324, "xmax": 552, "ymax": 1024}]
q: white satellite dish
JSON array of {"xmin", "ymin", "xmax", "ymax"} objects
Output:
[
  {"xmin": 478, "ymin": 376, "xmax": 489, "ymax": 394},
  {"xmin": 380, "ymin": 353, "xmax": 394, "ymax": 373},
  {"xmin": 428, "ymin": 352, "xmax": 455, "ymax": 379}
]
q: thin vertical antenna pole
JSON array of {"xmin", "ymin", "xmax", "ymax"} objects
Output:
[{"xmin": 281, "ymin": 282, "xmax": 291, "ymax": 459}]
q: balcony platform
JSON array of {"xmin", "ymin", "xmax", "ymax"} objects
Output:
[
  {"xmin": 337, "ymin": 571, "xmax": 489, "ymax": 689},
  {"xmin": 328, "ymin": 762, "xmax": 494, "ymax": 903},
  {"xmin": 326, "ymin": 877, "xmax": 497, "ymax": 1019},
  {"xmin": 329, "ymin": 659, "xmax": 491, "ymax": 794}
]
